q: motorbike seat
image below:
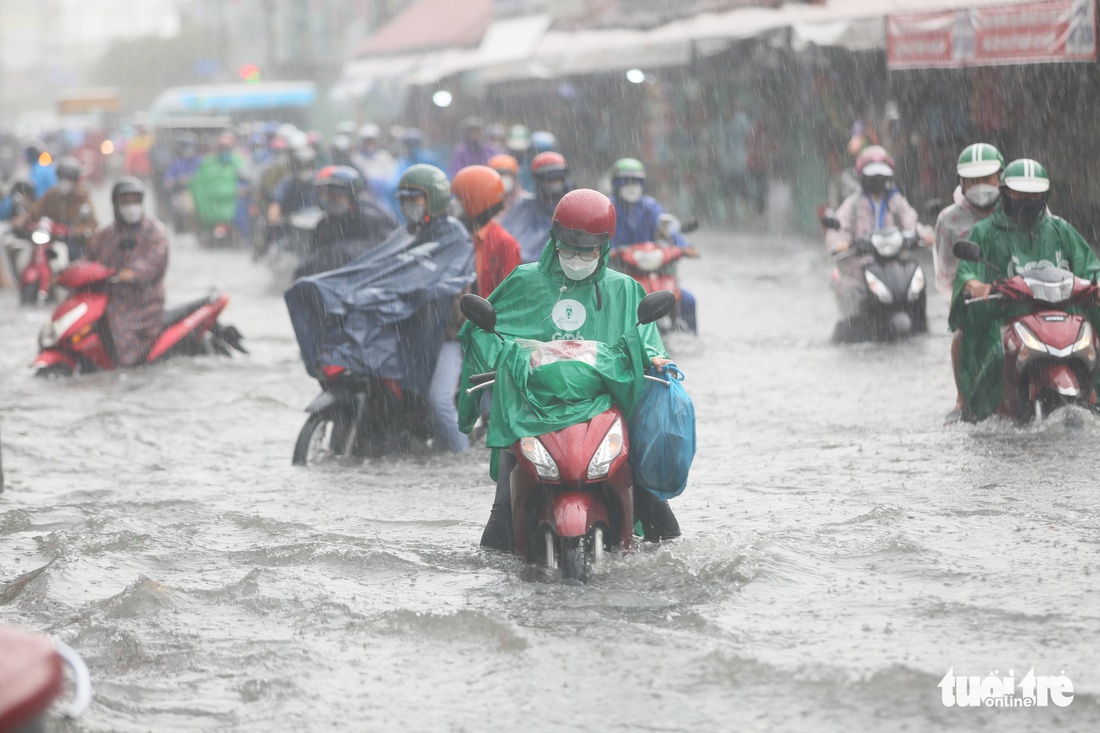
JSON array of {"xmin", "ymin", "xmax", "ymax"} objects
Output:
[{"xmin": 162, "ymin": 295, "xmax": 214, "ymax": 328}]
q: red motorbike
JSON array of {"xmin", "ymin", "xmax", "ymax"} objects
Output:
[
  {"xmin": 609, "ymin": 219, "xmax": 698, "ymax": 333},
  {"xmin": 32, "ymin": 261, "xmax": 245, "ymax": 376},
  {"xmin": 15, "ymin": 219, "xmax": 74, "ymax": 306},
  {"xmin": 461, "ymin": 290, "xmax": 676, "ymax": 582},
  {"xmin": 955, "ymin": 240, "xmax": 1100, "ymax": 421}
]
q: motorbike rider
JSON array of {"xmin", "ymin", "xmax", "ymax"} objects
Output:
[
  {"xmin": 488, "ymin": 153, "xmax": 524, "ymax": 213},
  {"xmin": 293, "ymin": 165, "xmax": 397, "ymax": 279},
  {"xmin": 162, "ymin": 137, "xmax": 202, "ymax": 232},
  {"xmin": 825, "ymin": 145, "xmax": 925, "ymax": 341},
  {"xmin": 84, "ymin": 177, "xmax": 170, "ymax": 368},
  {"xmin": 499, "ymin": 151, "xmax": 572, "ymax": 264},
  {"xmin": 449, "ymin": 117, "xmax": 500, "ymax": 176},
  {"xmin": 350, "ymin": 123, "xmax": 396, "ymax": 203},
  {"xmin": 949, "ymin": 158, "xmax": 1100, "ymax": 421},
  {"xmin": 16, "ymin": 156, "xmax": 98, "ymax": 260},
  {"xmin": 934, "ymin": 143, "xmax": 1005, "ymax": 421},
  {"xmin": 189, "ymin": 132, "xmax": 246, "ymax": 240},
  {"xmin": 24, "ymin": 142, "xmax": 57, "ymax": 198},
  {"xmin": 457, "ymin": 188, "xmax": 677, "ymax": 551},
  {"xmin": 267, "ymin": 145, "xmax": 320, "ymax": 224},
  {"xmin": 608, "ymin": 157, "xmax": 699, "ymax": 334}
]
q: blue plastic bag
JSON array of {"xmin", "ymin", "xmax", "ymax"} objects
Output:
[{"xmin": 628, "ymin": 363, "xmax": 696, "ymax": 500}]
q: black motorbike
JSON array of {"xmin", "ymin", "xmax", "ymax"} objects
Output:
[{"xmin": 823, "ymin": 216, "xmax": 927, "ymax": 343}]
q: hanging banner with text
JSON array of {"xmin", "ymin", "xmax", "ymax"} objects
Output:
[{"xmin": 887, "ymin": 0, "xmax": 1097, "ymax": 69}]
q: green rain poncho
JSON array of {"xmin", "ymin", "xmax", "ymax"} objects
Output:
[
  {"xmin": 458, "ymin": 236, "xmax": 667, "ymax": 470},
  {"xmin": 189, "ymin": 153, "xmax": 243, "ymax": 227},
  {"xmin": 948, "ymin": 206, "xmax": 1100, "ymax": 420}
]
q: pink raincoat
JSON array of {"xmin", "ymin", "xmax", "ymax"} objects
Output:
[
  {"xmin": 932, "ymin": 186, "xmax": 993, "ymax": 296},
  {"xmin": 86, "ymin": 218, "xmax": 169, "ymax": 366}
]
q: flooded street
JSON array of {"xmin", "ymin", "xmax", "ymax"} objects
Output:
[{"xmin": 2, "ymin": 211, "xmax": 1099, "ymax": 732}]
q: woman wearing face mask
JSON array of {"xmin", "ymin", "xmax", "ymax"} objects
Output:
[
  {"xmin": 499, "ymin": 151, "xmax": 572, "ymax": 264},
  {"xmin": 488, "ymin": 153, "xmax": 525, "ymax": 214},
  {"xmin": 84, "ymin": 177, "xmax": 169, "ymax": 367},
  {"xmin": 949, "ymin": 159, "xmax": 1100, "ymax": 421},
  {"xmin": 934, "ymin": 143, "xmax": 1004, "ymax": 422},
  {"xmin": 824, "ymin": 146, "xmax": 922, "ymax": 256},
  {"xmin": 608, "ymin": 158, "xmax": 699, "ymax": 334},
  {"xmin": 16, "ymin": 156, "xmax": 98, "ymax": 259},
  {"xmin": 455, "ymin": 189, "xmax": 676, "ymax": 550}
]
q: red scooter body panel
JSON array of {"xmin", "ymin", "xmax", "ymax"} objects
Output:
[
  {"xmin": 57, "ymin": 261, "xmax": 114, "ymax": 290},
  {"xmin": 1018, "ymin": 311, "xmax": 1082, "ymax": 352},
  {"xmin": 615, "ymin": 243, "xmax": 684, "ymax": 298},
  {"xmin": 511, "ymin": 406, "xmax": 634, "ymax": 562},
  {"xmin": 146, "ymin": 294, "xmax": 229, "ymax": 362}
]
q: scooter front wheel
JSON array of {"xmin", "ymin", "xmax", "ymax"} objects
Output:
[
  {"xmin": 560, "ymin": 536, "xmax": 587, "ymax": 583},
  {"xmin": 292, "ymin": 408, "xmax": 351, "ymax": 466}
]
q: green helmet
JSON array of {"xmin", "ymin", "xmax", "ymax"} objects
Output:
[
  {"xmin": 1001, "ymin": 158, "xmax": 1050, "ymax": 193},
  {"xmin": 611, "ymin": 157, "xmax": 646, "ymax": 181},
  {"xmin": 956, "ymin": 143, "xmax": 1005, "ymax": 179},
  {"xmin": 397, "ymin": 164, "xmax": 451, "ymax": 217}
]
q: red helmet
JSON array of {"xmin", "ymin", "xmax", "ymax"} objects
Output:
[
  {"xmin": 531, "ymin": 151, "xmax": 567, "ymax": 177},
  {"xmin": 551, "ymin": 189, "xmax": 616, "ymax": 250},
  {"xmin": 855, "ymin": 145, "xmax": 895, "ymax": 177}
]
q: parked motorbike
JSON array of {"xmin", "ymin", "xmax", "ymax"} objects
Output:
[
  {"xmin": 32, "ymin": 261, "xmax": 246, "ymax": 376},
  {"xmin": 461, "ymin": 290, "xmax": 677, "ymax": 583},
  {"xmin": 823, "ymin": 215, "xmax": 927, "ymax": 343},
  {"xmin": 0, "ymin": 625, "xmax": 91, "ymax": 732},
  {"xmin": 954, "ymin": 240, "xmax": 1100, "ymax": 422}
]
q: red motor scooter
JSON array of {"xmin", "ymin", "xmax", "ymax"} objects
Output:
[
  {"xmin": 609, "ymin": 217, "xmax": 698, "ymax": 333},
  {"xmin": 955, "ymin": 240, "xmax": 1100, "ymax": 422},
  {"xmin": 461, "ymin": 291, "xmax": 676, "ymax": 583},
  {"xmin": 15, "ymin": 218, "xmax": 73, "ymax": 306},
  {"xmin": 32, "ymin": 260, "xmax": 246, "ymax": 377}
]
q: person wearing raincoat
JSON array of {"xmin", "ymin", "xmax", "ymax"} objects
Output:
[
  {"xmin": 499, "ymin": 151, "xmax": 571, "ymax": 264},
  {"xmin": 933, "ymin": 143, "xmax": 1004, "ymax": 420},
  {"xmin": 189, "ymin": 133, "xmax": 245, "ymax": 236},
  {"xmin": 457, "ymin": 189, "xmax": 677, "ymax": 551},
  {"xmin": 949, "ymin": 159, "xmax": 1100, "ymax": 421},
  {"xmin": 85, "ymin": 177, "xmax": 169, "ymax": 367}
]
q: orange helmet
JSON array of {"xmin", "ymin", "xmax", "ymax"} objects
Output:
[
  {"xmin": 488, "ymin": 153, "xmax": 519, "ymax": 176},
  {"xmin": 451, "ymin": 165, "xmax": 506, "ymax": 221}
]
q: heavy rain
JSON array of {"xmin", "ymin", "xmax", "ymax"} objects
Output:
[{"xmin": 1, "ymin": 0, "xmax": 1099, "ymax": 731}]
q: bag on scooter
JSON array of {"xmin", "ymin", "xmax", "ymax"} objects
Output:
[{"xmin": 628, "ymin": 364, "xmax": 695, "ymax": 500}]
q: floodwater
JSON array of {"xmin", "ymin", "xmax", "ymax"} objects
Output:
[{"xmin": 2, "ymin": 194, "xmax": 1099, "ymax": 732}]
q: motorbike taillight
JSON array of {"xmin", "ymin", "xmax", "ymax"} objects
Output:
[{"xmin": 321, "ymin": 365, "xmax": 346, "ymax": 380}]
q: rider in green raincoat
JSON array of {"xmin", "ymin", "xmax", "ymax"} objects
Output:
[
  {"xmin": 949, "ymin": 159, "xmax": 1100, "ymax": 420},
  {"xmin": 457, "ymin": 189, "xmax": 673, "ymax": 550},
  {"xmin": 190, "ymin": 134, "xmax": 244, "ymax": 230}
]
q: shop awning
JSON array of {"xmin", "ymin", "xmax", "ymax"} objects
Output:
[{"xmin": 354, "ymin": 0, "xmax": 492, "ymax": 58}]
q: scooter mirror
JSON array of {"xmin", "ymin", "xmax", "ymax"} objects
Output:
[
  {"xmin": 681, "ymin": 220, "xmax": 699, "ymax": 235},
  {"xmin": 638, "ymin": 290, "xmax": 676, "ymax": 325},
  {"xmin": 820, "ymin": 216, "xmax": 841, "ymax": 230},
  {"xmin": 460, "ymin": 293, "xmax": 497, "ymax": 333},
  {"xmin": 953, "ymin": 240, "xmax": 982, "ymax": 262}
]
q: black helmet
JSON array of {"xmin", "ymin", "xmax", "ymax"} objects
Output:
[
  {"xmin": 314, "ymin": 165, "xmax": 364, "ymax": 198},
  {"xmin": 111, "ymin": 176, "xmax": 146, "ymax": 222},
  {"xmin": 56, "ymin": 157, "xmax": 82, "ymax": 182}
]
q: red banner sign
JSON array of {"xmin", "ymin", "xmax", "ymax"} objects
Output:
[{"xmin": 888, "ymin": 0, "xmax": 1097, "ymax": 69}]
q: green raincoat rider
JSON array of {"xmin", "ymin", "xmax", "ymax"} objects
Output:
[
  {"xmin": 949, "ymin": 158, "xmax": 1100, "ymax": 420},
  {"xmin": 457, "ymin": 189, "xmax": 677, "ymax": 550}
]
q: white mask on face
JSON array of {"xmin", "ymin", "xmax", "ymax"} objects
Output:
[
  {"xmin": 501, "ymin": 175, "xmax": 515, "ymax": 195},
  {"xmin": 558, "ymin": 252, "xmax": 600, "ymax": 280},
  {"xmin": 965, "ymin": 183, "xmax": 1000, "ymax": 209},
  {"xmin": 57, "ymin": 180, "xmax": 74, "ymax": 195},
  {"xmin": 618, "ymin": 183, "xmax": 643, "ymax": 204},
  {"xmin": 119, "ymin": 203, "xmax": 143, "ymax": 224}
]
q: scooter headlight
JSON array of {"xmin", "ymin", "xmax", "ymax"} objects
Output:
[
  {"xmin": 31, "ymin": 229, "xmax": 51, "ymax": 245},
  {"xmin": 38, "ymin": 302, "xmax": 87, "ymax": 349},
  {"xmin": 1072, "ymin": 322, "xmax": 1097, "ymax": 366},
  {"xmin": 587, "ymin": 418, "xmax": 624, "ymax": 480},
  {"xmin": 864, "ymin": 270, "xmax": 893, "ymax": 304},
  {"xmin": 907, "ymin": 266, "xmax": 926, "ymax": 302},
  {"xmin": 520, "ymin": 436, "xmax": 559, "ymax": 480},
  {"xmin": 1013, "ymin": 321, "xmax": 1048, "ymax": 354}
]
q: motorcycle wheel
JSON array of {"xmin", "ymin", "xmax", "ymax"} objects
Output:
[
  {"xmin": 292, "ymin": 409, "xmax": 351, "ymax": 466},
  {"xmin": 560, "ymin": 536, "xmax": 587, "ymax": 584}
]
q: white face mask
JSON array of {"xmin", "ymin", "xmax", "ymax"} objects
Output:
[
  {"xmin": 618, "ymin": 183, "xmax": 643, "ymax": 204},
  {"xmin": 57, "ymin": 180, "xmax": 75, "ymax": 195},
  {"xmin": 119, "ymin": 203, "xmax": 143, "ymax": 224},
  {"xmin": 558, "ymin": 252, "xmax": 600, "ymax": 280},
  {"xmin": 449, "ymin": 197, "xmax": 465, "ymax": 219},
  {"xmin": 965, "ymin": 183, "xmax": 1000, "ymax": 209},
  {"xmin": 401, "ymin": 200, "xmax": 427, "ymax": 224},
  {"xmin": 501, "ymin": 175, "xmax": 515, "ymax": 195}
]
